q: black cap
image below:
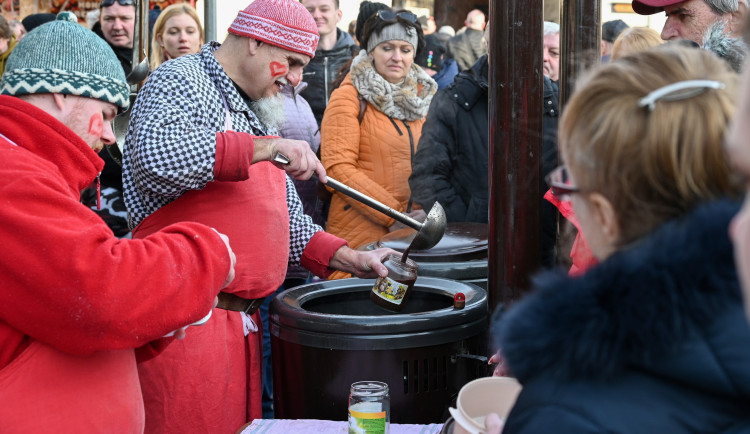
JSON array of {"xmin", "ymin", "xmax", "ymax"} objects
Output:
[
  {"xmin": 356, "ymin": 1, "xmax": 389, "ymax": 43},
  {"xmin": 415, "ymin": 34, "xmax": 445, "ymax": 72},
  {"xmin": 21, "ymin": 13, "xmax": 56, "ymax": 33},
  {"xmin": 602, "ymin": 19, "xmax": 629, "ymax": 43}
]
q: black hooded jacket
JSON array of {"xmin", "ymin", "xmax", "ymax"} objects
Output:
[
  {"xmin": 300, "ymin": 29, "xmax": 357, "ymax": 126},
  {"xmin": 409, "ymin": 55, "xmax": 559, "ymax": 266},
  {"xmin": 494, "ymin": 200, "xmax": 750, "ymax": 433}
]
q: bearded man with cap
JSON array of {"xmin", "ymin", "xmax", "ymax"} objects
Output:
[
  {"xmin": 122, "ymin": 0, "xmax": 396, "ymax": 431},
  {"xmin": 632, "ymin": 0, "xmax": 747, "ymax": 44},
  {"xmin": 0, "ymin": 15, "xmax": 236, "ymax": 432}
]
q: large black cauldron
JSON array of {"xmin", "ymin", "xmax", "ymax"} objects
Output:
[{"xmin": 270, "ymin": 277, "xmax": 488, "ymax": 424}]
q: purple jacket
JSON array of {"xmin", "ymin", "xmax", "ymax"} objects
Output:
[{"xmin": 280, "ymin": 83, "xmax": 327, "ymax": 279}]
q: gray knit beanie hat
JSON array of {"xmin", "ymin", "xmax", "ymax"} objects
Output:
[
  {"xmin": 366, "ymin": 23, "xmax": 419, "ymax": 53},
  {"xmin": 0, "ymin": 15, "xmax": 129, "ymax": 111}
]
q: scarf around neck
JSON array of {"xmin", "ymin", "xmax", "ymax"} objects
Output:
[{"xmin": 350, "ymin": 50, "xmax": 437, "ymax": 121}]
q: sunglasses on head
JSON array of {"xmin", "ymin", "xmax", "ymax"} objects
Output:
[
  {"xmin": 376, "ymin": 10, "xmax": 418, "ymax": 24},
  {"xmin": 101, "ymin": 0, "xmax": 135, "ymax": 7}
]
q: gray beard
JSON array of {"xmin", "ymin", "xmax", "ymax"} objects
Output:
[{"xmin": 250, "ymin": 93, "xmax": 286, "ymax": 131}]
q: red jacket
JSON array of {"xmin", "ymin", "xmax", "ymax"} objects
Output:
[{"xmin": 0, "ymin": 96, "xmax": 231, "ymax": 432}]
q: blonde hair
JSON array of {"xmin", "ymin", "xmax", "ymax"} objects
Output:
[
  {"xmin": 611, "ymin": 26, "xmax": 663, "ymax": 60},
  {"xmin": 149, "ymin": 3, "xmax": 204, "ymax": 70},
  {"xmin": 560, "ymin": 44, "xmax": 741, "ymax": 246}
]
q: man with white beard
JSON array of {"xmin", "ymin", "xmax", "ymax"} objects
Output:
[
  {"xmin": 249, "ymin": 92, "xmax": 288, "ymax": 132},
  {"xmin": 121, "ymin": 0, "xmax": 396, "ymax": 432}
]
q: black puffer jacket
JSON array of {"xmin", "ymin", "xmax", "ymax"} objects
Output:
[
  {"xmin": 409, "ymin": 55, "xmax": 489, "ymax": 223},
  {"xmin": 409, "ymin": 55, "xmax": 558, "ymax": 265},
  {"xmin": 301, "ymin": 29, "xmax": 356, "ymax": 126},
  {"xmin": 494, "ymin": 199, "xmax": 750, "ymax": 433}
]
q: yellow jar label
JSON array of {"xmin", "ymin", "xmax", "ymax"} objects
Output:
[
  {"xmin": 372, "ymin": 276, "xmax": 407, "ymax": 305},
  {"xmin": 349, "ymin": 408, "xmax": 386, "ymax": 433}
]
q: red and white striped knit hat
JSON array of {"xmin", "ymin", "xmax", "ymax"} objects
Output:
[{"xmin": 228, "ymin": 0, "xmax": 320, "ymax": 58}]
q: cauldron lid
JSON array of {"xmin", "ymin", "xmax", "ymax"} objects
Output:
[{"xmin": 376, "ymin": 222, "xmax": 488, "ymax": 261}]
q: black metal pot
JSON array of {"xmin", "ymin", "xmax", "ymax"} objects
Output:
[{"xmin": 270, "ymin": 277, "xmax": 489, "ymax": 424}]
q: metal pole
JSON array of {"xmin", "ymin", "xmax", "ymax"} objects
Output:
[
  {"xmin": 204, "ymin": 0, "xmax": 217, "ymax": 42},
  {"xmin": 487, "ymin": 0, "xmax": 544, "ymax": 309}
]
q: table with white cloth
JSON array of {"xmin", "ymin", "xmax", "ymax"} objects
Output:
[{"xmin": 239, "ymin": 419, "xmax": 444, "ymax": 433}]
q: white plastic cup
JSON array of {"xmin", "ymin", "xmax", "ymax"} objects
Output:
[{"xmin": 454, "ymin": 377, "xmax": 522, "ymax": 433}]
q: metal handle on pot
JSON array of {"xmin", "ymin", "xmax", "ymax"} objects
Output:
[
  {"xmin": 451, "ymin": 353, "xmax": 494, "ymax": 377},
  {"xmin": 451, "ymin": 353, "xmax": 489, "ymax": 363}
]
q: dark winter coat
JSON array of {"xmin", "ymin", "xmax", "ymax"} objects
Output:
[
  {"xmin": 446, "ymin": 28, "xmax": 487, "ymax": 72},
  {"xmin": 409, "ymin": 55, "xmax": 559, "ymax": 265},
  {"xmin": 494, "ymin": 199, "xmax": 750, "ymax": 433},
  {"xmin": 432, "ymin": 58, "xmax": 459, "ymax": 90},
  {"xmin": 300, "ymin": 29, "xmax": 357, "ymax": 126},
  {"xmin": 540, "ymin": 78, "xmax": 559, "ymax": 265},
  {"xmin": 409, "ymin": 55, "xmax": 489, "ymax": 223},
  {"xmin": 89, "ymin": 21, "xmax": 132, "ymax": 237}
]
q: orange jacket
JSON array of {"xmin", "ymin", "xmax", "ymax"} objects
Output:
[{"xmin": 322, "ymin": 74, "xmax": 426, "ymax": 253}]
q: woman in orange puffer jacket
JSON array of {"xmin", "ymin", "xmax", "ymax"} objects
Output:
[{"xmin": 321, "ymin": 9, "xmax": 437, "ymax": 278}]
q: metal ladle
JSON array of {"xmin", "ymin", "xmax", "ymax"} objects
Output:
[
  {"xmin": 274, "ymin": 153, "xmax": 447, "ymax": 250},
  {"xmin": 126, "ymin": 52, "xmax": 150, "ymax": 85}
]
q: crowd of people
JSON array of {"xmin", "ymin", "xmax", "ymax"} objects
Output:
[{"xmin": 4, "ymin": 0, "xmax": 750, "ymax": 432}]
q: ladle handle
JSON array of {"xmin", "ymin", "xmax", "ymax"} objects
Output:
[
  {"xmin": 272, "ymin": 152, "xmax": 422, "ymax": 230},
  {"xmin": 324, "ymin": 178, "xmax": 423, "ymax": 230}
]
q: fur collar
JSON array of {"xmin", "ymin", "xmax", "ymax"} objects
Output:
[
  {"xmin": 350, "ymin": 50, "xmax": 437, "ymax": 121},
  {"xmin": 495, "ymin": 199, "xmax": 743, "ymax": 382}
]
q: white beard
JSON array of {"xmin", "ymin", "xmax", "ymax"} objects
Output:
[{"xmin": 250, "ymin": 93, "xmax": 286, "ymax": 132}]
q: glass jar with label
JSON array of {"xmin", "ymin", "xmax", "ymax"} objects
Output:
[
  {"xmin": 370, "ymin": 254, "xmax": 418, "ymax": 312},
  {"xmin": 348, "ymin": 381, "xmax": 390, "ymax": 434}
]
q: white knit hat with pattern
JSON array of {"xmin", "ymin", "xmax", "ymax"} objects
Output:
[{"xmin": 228, "ymin": 0, "xmax": 319, "ymax": 58}]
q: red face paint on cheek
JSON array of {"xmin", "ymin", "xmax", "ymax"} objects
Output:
[
  {"xmin": 88, "ymin": 113, "xmax": 103, "ymax": 137},
  {"xmin": 270, "ymin": 61, "xmax": 288, "ymax": 76}
]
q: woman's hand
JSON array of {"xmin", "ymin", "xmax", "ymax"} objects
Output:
[
  {"xmin": 489, "ymin": 350, "xmax": 512, "ymax": 377},
  {"xmin": 484, "ymin": 413, "xmax": 504, "ymax": 434}
]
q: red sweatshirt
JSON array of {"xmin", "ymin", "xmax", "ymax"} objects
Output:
[{"xmin": 0, "ymin": 95, "xmax": 231, "ymax": 431}]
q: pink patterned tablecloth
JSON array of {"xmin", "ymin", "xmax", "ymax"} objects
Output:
[{"xmin": 240, "ymin": 419, "xmax": 444, "ymax": 434}]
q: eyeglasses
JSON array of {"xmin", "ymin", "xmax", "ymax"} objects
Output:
[
  {"xmin": 101, "ymin": 0, "xmax": 135, "ymax": 7},
  {"xmin": 376, "ymin": 10, "xmax": 418, "ymax": 24},
  {"xmin": 637, "ymin": 79, "xmax": 725, "ymax": 112},
  {"xmin": 545, "ymin": 165, "xmax": 580, "ymax": 200}
]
